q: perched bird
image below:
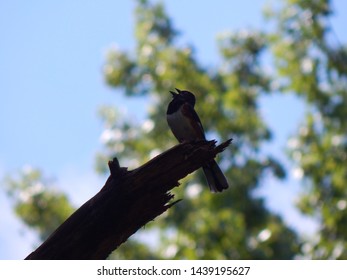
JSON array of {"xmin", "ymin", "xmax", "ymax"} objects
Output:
[{"xmin": 166, "ymin": 88, "xmax": 229, "ymax": 192}]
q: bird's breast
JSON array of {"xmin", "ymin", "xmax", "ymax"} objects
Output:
[{"xmin": 167, "ymin": 109, "xmax": 201, "ymax": 142}]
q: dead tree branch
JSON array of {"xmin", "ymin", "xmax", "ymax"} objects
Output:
[{"xmin": 25, "ymin": 139, "xmax": 232, "ymax": 260}]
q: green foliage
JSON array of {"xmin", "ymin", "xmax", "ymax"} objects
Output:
[
  {"xmin": 269, "ymin": 0, "xmax": 347, "ymax": 259},
  {"xmin": 109, "ymin": 238, "xmax": 161, "ymax": 259},
  {"xmin": 4, "ymin": 0, "xmax": 346, "ymax": 260},
  {"xmin": 4, "ymin": 167, "xmax": 74, "ymax": 241},
  {"xmin": 99, "ymin": 0, "xmax": 299, "ymax": 259}
]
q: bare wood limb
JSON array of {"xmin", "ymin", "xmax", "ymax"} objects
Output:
[{"xmin": 25, "ymin": 139, "xmax": 232, "ymax": 260}]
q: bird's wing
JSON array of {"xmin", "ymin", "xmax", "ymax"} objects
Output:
[{"xmin": 181, "ymin": 102, "xmax": 206, "ymax": 140}]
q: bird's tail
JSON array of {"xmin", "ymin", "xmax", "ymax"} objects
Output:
[{"xmin": 202, "ymin": 160, "xmax": 229, "ymax": 193}]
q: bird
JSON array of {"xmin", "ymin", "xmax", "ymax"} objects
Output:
[{"xmin": 166, "ymin": 88, "xmax": 229, "ymax": 192}]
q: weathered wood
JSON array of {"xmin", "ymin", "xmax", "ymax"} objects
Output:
[{"xmin": 25, "ymin": 139, "xmax": 232, "ymax": 260}]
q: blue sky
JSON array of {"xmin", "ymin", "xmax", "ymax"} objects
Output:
[{"xmin": 0, "ymin": 0, "xmax": 346, "ymax": 259}]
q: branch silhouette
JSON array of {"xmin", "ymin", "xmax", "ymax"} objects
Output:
[{"xmin": 25, "ymin": 139, "xmax": 232, "ymax": 260}]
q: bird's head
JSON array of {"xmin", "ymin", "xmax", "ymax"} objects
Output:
[{"xmin": 170, "ymin": 88, "xmax": 196, "ymax": 106}]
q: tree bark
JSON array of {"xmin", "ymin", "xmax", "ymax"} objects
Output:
[{"xmin": 25, "ymin": 139, "xmax": 232, "ymax": 260}]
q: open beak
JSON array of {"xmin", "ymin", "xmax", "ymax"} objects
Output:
[
  {"xmin": 170, "ymin": 88, "xmax": 182, "ymax": 98},
  {"xmin": 170, "ymin": 90, "xmax": 178, "ymax": 97}
]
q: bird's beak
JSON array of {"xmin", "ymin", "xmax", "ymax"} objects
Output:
[
  {"xmin": 170, "ymin": 88, "xmax": 182, "ymax": 98},
  {"xmin": 170, "ymin": 90, "xmax": 178, "ymax": 97}
]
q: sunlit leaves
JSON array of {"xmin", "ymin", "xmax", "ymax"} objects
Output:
[
  {"xmin": 271, "ymin": 0, "xmax": 347, "ymax": 259},
  {"xmin": 4, "ymin": 167, "xmax": 74, "ymax": 241},
  {"xmin": 98, "ymin": 0, "xmax": 301, "ymax": 259}
]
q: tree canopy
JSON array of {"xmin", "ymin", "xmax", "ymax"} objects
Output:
[{"xmin": 3, "ymin": 0, "xmax": 347, "ymax": 259}]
